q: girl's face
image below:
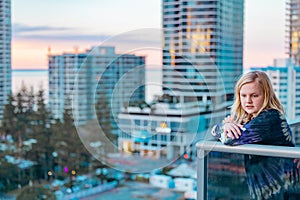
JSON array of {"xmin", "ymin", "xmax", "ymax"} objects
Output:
[{"xmin": 240, "ymin": 81, "xmax": 264, "ymax": 117}]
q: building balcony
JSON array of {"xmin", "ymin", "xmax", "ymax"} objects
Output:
[{"xmin": 196, "ymin": 140, "xmax": 300, "ymax": 200}]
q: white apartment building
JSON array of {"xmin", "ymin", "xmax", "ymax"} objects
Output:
[
  {"xmin": 118, "ymin": 98, "xmax": 209, "ymax": 160},
  {"xmin": 251, "ymin": 59, "xmax": 300, "ymax": 121},
  {"xmin": 48, "ymin": 46, "xmax": 145, "ymax": 127}
]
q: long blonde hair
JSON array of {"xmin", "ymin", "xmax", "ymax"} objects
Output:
[{"xmin": 231, "ymin": 71, "xmax": 284, "ymax": 123}]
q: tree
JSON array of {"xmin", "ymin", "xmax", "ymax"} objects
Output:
[
  {"xmin": 29, "ymin": 89, "xmax": 54, "ymax": 180},
  {"xmin": 95, "ymin": 90, "xmax": 117, "ymax": 144},
  {"xmin": 0, "ymin": 86, "xmax": 40, "ymax": 189},
  {"xmin": 12, "ymin": 84, "xmax": 36, "ymax": 148},
  {"xmin": 1, "ymin": 94, "xmax": 17, "ymax": 141},
  {"xmin": 51, "ymin": 98, "xmax": 90, "ymax": 178},
  {"xmin": 15, "ymin": 85, "xmax": 29, "ymax": 147},
  {"xmin": 0, "ymin": 87, "xmax": 58, "ymax": 186},
  {"xmin": 0, "ymin": 159, "xmax": 19, "ymax": 192}
]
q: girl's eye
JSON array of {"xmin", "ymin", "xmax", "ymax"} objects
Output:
[{"xmin": 253, "ymin": 94, "xmax": 258, "ymax": 98}]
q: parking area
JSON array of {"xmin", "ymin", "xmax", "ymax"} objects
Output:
[{"xmin": 81, "ymin": 181, "xmax": 185, "ymax": 200}]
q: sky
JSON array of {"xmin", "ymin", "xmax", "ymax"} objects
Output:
[{"xmin": 12, "ymin": 0, "xmax": 286, "ymax": 70}]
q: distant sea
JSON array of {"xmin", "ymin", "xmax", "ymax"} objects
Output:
[
  {"xmin": 12, "ymin": 69, "xmax": 49, "ymax": 99},
  {"xmin": 12, "ymin": 68, "xmax": 162, "ymax": 103}
]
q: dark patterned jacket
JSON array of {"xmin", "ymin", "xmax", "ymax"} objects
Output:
[{"xmin": 211, "ymin": 109, "xmax": 300, "ymax": 199}]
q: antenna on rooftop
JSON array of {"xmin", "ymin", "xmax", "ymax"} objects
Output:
[
  {"xmin": 74, "ymin": 46, "xmax": 79, "ymax": 54},
  {"xmin": 47, "ymin": 46, "xmax": 51, "ymax": 56}
]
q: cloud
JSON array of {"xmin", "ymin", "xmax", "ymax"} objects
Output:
[
  {"xmin": 12, "ymin": 24, "xmax": 162, "ymax": 50},
  {"xmin": 13, "ymin": 23, "xmax": 72, "ymax": 33},
  {"xmin": 12, "ymin": 23, "xmax": 110, "ymax": 41},
  {"xmin": 14, "ymin": 32, "xmax": 110, "ymax": 42}
]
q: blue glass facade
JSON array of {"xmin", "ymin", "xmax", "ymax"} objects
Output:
[{"xmin": 162, "ymin": 0, "xmax": 244, "ymax": 107}]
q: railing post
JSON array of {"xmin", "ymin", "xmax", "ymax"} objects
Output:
[{"xmin": 197, "ymin": 148, "xmax": 207, "ymax": 200}]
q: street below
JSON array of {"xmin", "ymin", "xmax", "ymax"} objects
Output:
[{"xmin": 81, "ymin": 181, "xmax": 185, "ymax": 200}]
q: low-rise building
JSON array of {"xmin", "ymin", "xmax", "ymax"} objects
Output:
[{"xmin": 117, "ymin": 95, "xmax": 219, "ymax": 160}]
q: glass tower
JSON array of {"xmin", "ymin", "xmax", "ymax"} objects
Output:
[
  {"xmin": 0, "ymin": 0, "xmax": 11, "ymax": 120},
  {"xmin": 287, "ymin": 0, "xmax": 300, "ymax": 65},
  {"xmin": 162, "ymin": 0, "xmax": 244, "ymax": 109}
]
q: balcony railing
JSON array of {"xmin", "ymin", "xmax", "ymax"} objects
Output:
[{"xmin": 196, "ymin": 140, "xmax": 300, "ymax": 200}]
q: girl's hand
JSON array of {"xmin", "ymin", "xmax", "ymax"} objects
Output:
[
  {"xmin": 222, "ymin": 115, "xmax": 235, "ymax": 124},
  {"xmin": 223, "ymin": 122, "xmax": 242, "ymax": 139}
]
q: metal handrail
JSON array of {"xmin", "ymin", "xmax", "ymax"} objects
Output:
[{"xmin": 196, "ymin": 140, "xmax": 300, "ymax": 200}]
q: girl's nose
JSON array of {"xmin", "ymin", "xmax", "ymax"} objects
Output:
[{"xmin": 246, "ymin": 96, "xmax": 252, "ymax": 103}]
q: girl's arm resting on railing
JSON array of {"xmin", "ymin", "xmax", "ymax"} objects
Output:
[
  {"xmin": 211, "ymin": 123, "xmax": 265, "ymax": 145},
  {"xmin": 211, "ymin": 109, "xmax": 292, "ymax": 146}
]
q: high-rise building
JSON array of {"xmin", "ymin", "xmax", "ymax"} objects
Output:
[
  {"xmin": 0, "ymin": 0, "xmax": 11, "ymax": 120},
  {"xmin": 287, "ymin": 0, "xmax": 300, "ymax": 65},
  {"xmin": 117, "ymin": 0, "xmax": 244, "ymax": 160},
  {"xmin": 48, "ymin": 46, "xmax": 145, "ymax": 127},
  {"xmin": 251, "ymin": 59, "xmax": 300, "ymax": 121},
  {"xmin": 162, "ymin": 0, "xmax": 244, "ymax": 108}
]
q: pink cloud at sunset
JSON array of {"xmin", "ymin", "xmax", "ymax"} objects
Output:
[{"xmin": 12, "ymin": 38, "xmax": 103, "ymax": 69}]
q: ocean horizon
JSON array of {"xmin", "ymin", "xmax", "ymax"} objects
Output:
[{"xmin": 12, "ymin": 68, "xmax": 162, "ymax": 103}]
